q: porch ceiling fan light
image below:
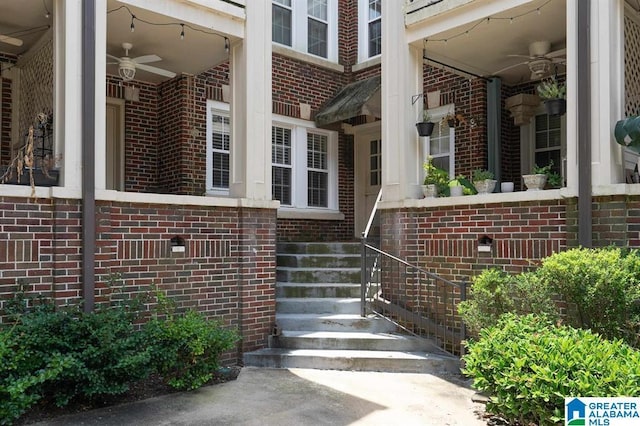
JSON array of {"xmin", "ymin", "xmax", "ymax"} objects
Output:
[
  {"xmin": 529, "ymin": 59, "xmax": 550, "ymax": 78},
  {"xmin": 118, "ymin": 62, "xmax": 136, "ymax": 81}
]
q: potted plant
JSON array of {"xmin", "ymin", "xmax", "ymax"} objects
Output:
[
  {"xmin": 472, "ymin": 169, "xmax": 496, "ymax": 194},
  {"xmin": 422, "ymin": 156, "xmax": 449, "ymax": 198},
  {"xmin": 522, "ymin": 161, "xmax": 556, "ymax": 191},
  {"xmin": 537, "ymin": 77, "xmax": 566, "ymax": 116},
  {"xmin": 447, "ymin": 175, "xmax": 475, "ymax": 197},
  {"xmin": 440, "ymin": 112, "xmax": 467, "ymax": 129},
  {"xmin": 416, "ymin": 110, "xmax": 435, "ymax": 137}
]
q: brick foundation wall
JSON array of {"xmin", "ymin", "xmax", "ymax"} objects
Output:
[
  {"xmin": 0, "ymin": 195, "xmax": 276, "ymax": 362},
  {"xmin": 381, "ymin": 199, "xmax": 570, "ymax": 284}
]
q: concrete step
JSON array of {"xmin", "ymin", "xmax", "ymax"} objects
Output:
[
  {"xmin": 277, "ymin": 242, "xmax": 360, "ymax": 255},
  {"xmin": 277, "ymin": 253, "xmax": 361, "ymax": 269},
  {"xmin": 243, "ymin": 348, "xmax": 460, "ymax": 373},
  {"xmin": 276, "ymin": 282, "xmax": 360, "ymax": 298},
  {"xmin": 277, "ymin": 267, "xmax": 360, "ymax": 284},
  {"xmin": 275, "ymin": 313, "xmax": 396, "ymax": 333},
  {"xmin": 276, "ymin": 298, "xmax": 361, "ymax": 314},
  {"xmin": 271, "ymin": 331, "xmax": 441, "ymax": 352}
]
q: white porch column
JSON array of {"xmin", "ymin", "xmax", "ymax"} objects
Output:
[
  {"xmin": 229, "ymin": 1, "xmax": 272, "ymax": 200},
  {"xmin": 54, "ymin": 0, "xmax": 83, "ymax": 190},
  {"xmin": 94, "ymin": 0, "xmax": 107, "ymax": 190},
  {"xmin": 588, "ymin": 0, "xmax": 625, "ymax": 185},
  {"xmin": 381, "ymin": 2, "xmax": 422, "ymax": 201}
]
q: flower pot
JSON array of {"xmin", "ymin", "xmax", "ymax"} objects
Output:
[
  {"xmin": 416, "ymin": 121, "xmax": 435, "ymax": 137},
  {"xmin": 522, "ymin": 174, "xmax": 547, "ymax": 191},
  {"xmin": 474, "ymin": 179, "xmax": 497, "ymax": 194},
  {"xmin": 449, "ymin": 185, "xmax": 463, "ymax": 197},
  {"xmin": 422, "ymin": 184, "xmax": 438, "ymax": 198},
  {"xmin": 544, "ymin": 99, "xmax": 566, "ymax": 116},
  {"xmin": 500, "ymin": 182, "xmax": 514, "ymax": 193}
]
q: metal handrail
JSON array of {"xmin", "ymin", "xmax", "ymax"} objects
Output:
[
  {"xmin": 360, "ymin": 239, "xmax": 467, "ymax": 356},
  {"xmin": 362, "ymin": 188, "xmax": 382, "ymax": 240}
]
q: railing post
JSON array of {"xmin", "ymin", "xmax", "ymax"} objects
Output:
[
  {"xmin": 360, "ymin": 233, "xmax": 367, "ymax": 317},
  {"xmin": 459, "ymin": 277, "xmax": 468, "ymax": 356}
]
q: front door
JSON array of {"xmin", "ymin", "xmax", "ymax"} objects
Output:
[{"xmin": 354, "ymin": 123, "xmax": 382, "ymax": 238}]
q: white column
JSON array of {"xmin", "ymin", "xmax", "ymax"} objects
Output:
[
  {"xmin": 381, "ymin": 2, "xmax": 422, "ymax": 201},
  {"xmin": 229, "ymin": 1, "xmax": 272, "ymax": 200},
  {"xmin": 94, "ymin": 0, "xmax": 107, "ymax": 190},
  {"xmin": 54, "ymin": 0, "xmax": 83, "ymax": 190},
  {"xmin": 589, "ymin": 0, "xmax": 625, "ymax": 185}
]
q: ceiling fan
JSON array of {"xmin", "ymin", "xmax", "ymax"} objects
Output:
[
  {"xmin": 496, "ymin": 41, "xmax": 565, "ymax": 80},
  {"xmin": 107, "ymin": 42, "xmax": 176, "ymax": 81}
]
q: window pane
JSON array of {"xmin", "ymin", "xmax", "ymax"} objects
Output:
[
  {"xmin": 273, "ymin": 166, "xmax": 292, "ymax": 205},
  {"xmin": 273, "ymin": 4, "xmax": 292, "ymax": 46},
  {"xmin": 308, "ymin": 0, "xmax": 327, "ymax": 20},
  {"xmin": 432, "ymin": 156, "xmax": 450, "ymax": 174},
  {"xmin": 212, "ymin": 152, "xmax": 229, "ymax": 188},
  {"xmin": 369, "ymin": 139, "xmax": 381, "ymax": 186},
  {"xmin": 368, "ymin": 19, "xmax": 381, "ymax": 57},
  {"xmin": 307, "ymin": 133, "xmax": 327, "ymax": 169},
  {"xmin": 308, "ymin": 170, "xmax": 328, "ymax": 207},
  {"xmin": 308, "ymin": 19, "xmax": 328, "ymax": 57},
  {"xmin": 272, "ymin": 126, "xmax": 292, "ymax": 165},
  {"xmin": 368, "ymin": 0, "xmax": 381, "ymax": 20}
]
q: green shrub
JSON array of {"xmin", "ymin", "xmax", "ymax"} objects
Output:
[
  {"xmin": 144, "ymin": 310, "xmax": 239, "ymax": 390},
  {"xmin": 458, "ymin": 268, "xmax": 559, "ymax": 333},
  {"xmin": 463, "ymin": 314, "xmax": 640, "ymax": 426},
  {"xmin": 11, "ymin": 304, "xmax": 152, "ymax": 407},
  {"xmin": 537, "ymin": 247, "xmax": 640, "ymax": 341},
  {"xmin": 0, "ymin": 327, "xmax": 72, "ymax": 425}
]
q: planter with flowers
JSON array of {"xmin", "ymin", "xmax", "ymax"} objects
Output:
[
  {"xmin": 537, "ymin": 77, "xmax": 566, "ymax": 116},
  {"xmin": 422, "ymin": 156, "xmax": 448, "ymax": 197},
  {"xmin": 472, "ymin": 169, "xmax": 496, "ymax": 194}
]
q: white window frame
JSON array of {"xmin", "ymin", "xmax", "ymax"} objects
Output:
[
  {"xmin": 272, "ymin": 0, "xmax": 338, "ymax": 62},
  {"xmin": 520, "ymin": 106, "xmax": 566, "ymax": 183},
  {"xmin": 358, "ymin": 0, "xmax": 381, "ymax": 63},
  {"xmin": 423, "ymin": 104, "xmax": 456, "ymax": 180},
  {"xmin": 206, "ymin": 100, "xmax": 231, "ymax": 196},
  {"xmin": 272, "ymin": 114, "xmax": 339, "ymax": 212}
]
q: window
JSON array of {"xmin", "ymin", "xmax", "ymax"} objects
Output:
[
  {"xmin": 534, "ymin": 114, "xmax": 562, "ymax": 174},
  {"xmin": 206, "ymin": 100, "xmax": 231, "ymax": 195},
  {"xmin": 358, "ymin": 0, "xmax": 381, "ymax": 62},
  {"xmin": 369, "ymin": 139, "xmax": 381, "ymax": 186},
  {"xmin": 272, "ymin": 0, "xmax": 337, "ymax": 61},
  {"xmin": 424, "ymin": 106, "xmax": 456, "ymax": 179},
  {"xmin": 273, "ymin": 0, "xmax": 292, "ymax": 46},
  {"xmin": 272, "ymin": 116, "xmax": 338, "ymax": 210}
]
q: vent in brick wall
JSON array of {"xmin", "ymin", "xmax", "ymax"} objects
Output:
[
  {"xmin": 0, "ymin": 240, "xmax": 39, "ymax": 263},
  {"xmin": 273, "ymin": 101, "xmax": 301, "ymax": 118},
  {"xmin": 118, "ymin": 239, "xmax": 232, "ymax": 260}
]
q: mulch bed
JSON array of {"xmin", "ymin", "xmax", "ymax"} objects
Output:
[{"xmin": 16, "ymin": 366, "xmax": 242, "ymax": 425}]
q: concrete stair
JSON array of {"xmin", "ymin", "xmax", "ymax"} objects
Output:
[{"xmin": 243, "ymin": 242, "xmax": 459, "ymax": 373}]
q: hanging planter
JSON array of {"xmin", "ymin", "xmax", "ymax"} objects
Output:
[
  {"xmin": 416, "ymin": 121, "xmax": 435, "ymax": 137},
  {"xmin": 543, "ymin": 99, "xmax": 566, "ymax": 116}
]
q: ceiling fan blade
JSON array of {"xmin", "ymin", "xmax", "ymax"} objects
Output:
[
  {"xmin": 547, "ymin": 48, "xmax": 566, "ymax": 58},
  {"xmin": 507, "ymin": 54, "xmax": 532, "ymax": 59},
  {"xmin": 107, "ymin": 54, "xmax": 122, "ymax": 62},
  {"xmin": 493, "ymin": 61, "xmax": 528, "ymax": 75},
  {"xmin": 133, "ymin": 54, "xmax": 161, "ymax": 64},
  {"xmin": 135, "ymin": 63, "xmax": 176, "ymax": 78},
  {"xmin": 0, "ymin": 34, "xmax": 23, "ymax": 47}
]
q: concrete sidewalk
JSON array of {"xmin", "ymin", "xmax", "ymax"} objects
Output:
[{"xmin": 34, "ymin": 368, "xmax": 487, "ymax": 426}]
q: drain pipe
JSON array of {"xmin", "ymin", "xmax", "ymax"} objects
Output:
[
  {"xmin": 82, "ymin": 0, "xmax": 96, "ymax": 312},
  {"xmin": 577, "ymin": 0, "xmax": 592, "ymax": 247}
]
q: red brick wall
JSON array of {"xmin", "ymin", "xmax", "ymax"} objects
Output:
[
  {"xmin": 106, "ymin": 76, "xmax": 160, "ymax": 193},
  {"xmin": 0, "ymin": 195, "xmax": 276, "ymax": 361},
  {"xmin": 1, "ymin": 54, "xmax": 18, "ymax": 166},
  {"xmin": 381, "ymin": 199, "xmax": 569, "ymax": 284},
  {"xmin": 423, "ymin": 65, "xmax": 488, "ymax": 178}
]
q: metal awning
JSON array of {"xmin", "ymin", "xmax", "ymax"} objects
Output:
[{"xmin": 314, "ymin": 75, "xmax": 381, "ymax": 127}]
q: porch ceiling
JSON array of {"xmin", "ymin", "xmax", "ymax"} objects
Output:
[
  {"xmin": 0, "ymin": 0, "xmax": 233, "ymax": 84},
  {"xmin": 420, "ymin": 0, "xmax": 566, "ymax": 85}
]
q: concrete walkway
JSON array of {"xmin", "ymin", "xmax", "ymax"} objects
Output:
[{"xmin": 34, "ymin": 368, "xmax": 487, "ymax": 426}]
